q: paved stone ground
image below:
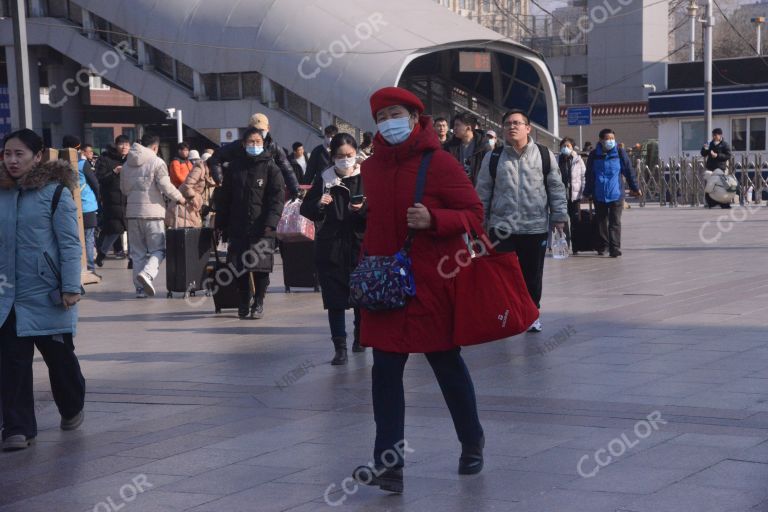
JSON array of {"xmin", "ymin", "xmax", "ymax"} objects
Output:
[{"xmin": 1, "ymin": 204, "xmax": 768, "ymax": 512}]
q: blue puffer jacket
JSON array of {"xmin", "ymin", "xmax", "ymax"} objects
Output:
[
  {"xmin": 0, "ymin": 160, "xmax": 82, "ymax": 337},
  {"xmin": 584, "ymin": 144, "xmax": 639, "ymax": 203},
  {"xmin": 78, "ymin": 159, "xmax": 98, "ymax": 214}
]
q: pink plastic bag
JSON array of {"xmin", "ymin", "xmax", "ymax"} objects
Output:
[{"xmin": 277, "ymin": 199, "xmax": 315, "ymax": 242}]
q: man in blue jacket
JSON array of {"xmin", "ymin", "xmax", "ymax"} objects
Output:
[{"xmin": 584, "ymin": 128, "xmax": 642, "ymax": 257}]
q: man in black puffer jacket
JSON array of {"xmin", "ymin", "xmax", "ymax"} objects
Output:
[
  {"xmin": 215, "ymin": 127, "xmax": 285, "ymax": 320},
  {"xmin": 207, "ymin": 113, "xmax": 299, "ymax": 198}
]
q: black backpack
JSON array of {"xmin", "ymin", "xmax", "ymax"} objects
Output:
[{"xmin": 488, "ymin": 143, "xmax": 552, "ymax": 203}]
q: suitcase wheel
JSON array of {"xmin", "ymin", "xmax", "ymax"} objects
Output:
[
  {"xmin": 314, "ymin": 285, "xmax": 320, "ymax": 292},
  {"xmin": 190, "ymin": 290, "xmax": 196, "ymax": 297},
  {"xmin": 284, "ymin": 286, "xmax": 291, "ymax": 293},
  {"xmin": 215, "ymin": 308, "xmax": 221, "ymax": 314},
  {"xmin": 166, "ymin": 291, "xmax": 173, "ymax": 298}
]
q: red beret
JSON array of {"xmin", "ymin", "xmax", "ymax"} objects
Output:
[{"xmin": 370, "ymin": 87, "xmax": 425, "ymax": 119}]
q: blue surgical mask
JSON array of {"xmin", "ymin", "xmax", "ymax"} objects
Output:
[
  {"xmin": 604, "ymin": 140, "xmax": 616, "ymax": 151},
  {"xmin": 377, "ymin": 117, "xmax": 413, "ymax": 145},
  {"xmin": 246, "ymin": 145, "xmax": 264, "ymax": 156},
  {"xmin": 560, "ymin": 146, "xmax": 571, "ymax": 156}
]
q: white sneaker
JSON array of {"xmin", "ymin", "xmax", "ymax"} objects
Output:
[
  {"xmin": 528, "ymin": 319, "xmax": 542, "ymax": 333},
  {"xmin": 137, "ymin": 272, "xmax": 155, "ymax": 297}
]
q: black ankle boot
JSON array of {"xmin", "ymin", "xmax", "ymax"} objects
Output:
[
  {"xmin": 352, "ymin": 325, "xmax": 365, "ymax": 352},
  {"xmin": 458, "ymin": 436, "xmax": 485, "ymax": 475},
  {"xmin": 331, "ymin": 336, "xmax": 347, "ymax": 365},
  {"xmin": 352, "ymin": 465, "xmax": 403, "ymax": 494}
]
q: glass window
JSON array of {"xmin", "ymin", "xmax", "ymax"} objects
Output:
[
  {"xmin": 310, "ymin": 103, "xmax": 322, "ymax": 129},
  {"xmin": 46, "ymin": 0, "xmax": 68, "ymax": 17},
  {"xmin": 201, "ymin": 74, "xmax": 217, "ymax": 99},
  {"xmin": 242, "ymin": 72, "xmax": 261, "ymax": 99},
  {"xmin": 732, "ymin": 118, "xmax": 747, "ymax": 151},
  {"xmin": 219, "ymin": 74, "xmax": 240, "ymax": 100},
  {"xmin": 66, "ymin": 1, "xmax": 82, "ymax": 26},
  {"xmin": 272, "ymin": 82, "xmax": 286, "ymax": 108},
  {"xmin": 148, "ymin": 46, "xmax": 174, "ymax": 79},
  {"xmin": 175, "ymin": 61, "xmax": 193, "ymax": 88},
  {"xmin": 749, "ymin": 118, "xmax": 766, "ymax": 151},
  {"xmin": 91, "ymin": 14, "xmax": 109, "ymax": 43},
  {"xmin": 681, "ymin": 120, "xmax": 706, "ymax": 152},
  {"xmin": 285, "ymin": 89, "xmax": 308, "ymax": 120}
]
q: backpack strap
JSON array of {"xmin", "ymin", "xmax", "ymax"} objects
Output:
[
  {"xmin": 51, "ymin": 183, "xmax": 66, "ymax": 216},
  {"xmin": 535, "ymin": 143, "xmax": 552, "ymax": 206}
]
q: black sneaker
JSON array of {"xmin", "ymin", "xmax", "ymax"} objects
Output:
[{"xmin": 95, "ymin": 252, "xmax": 105, "ymax": 267}]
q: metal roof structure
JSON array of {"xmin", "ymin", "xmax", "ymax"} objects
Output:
[{"xmin": 74, "ymin": 0, "xmax": 559, "ymax": 133}]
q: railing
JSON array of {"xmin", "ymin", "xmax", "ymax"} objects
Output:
[{"xmin": 636, "ymin": 156, "xmax": 768, "ymax": 207}]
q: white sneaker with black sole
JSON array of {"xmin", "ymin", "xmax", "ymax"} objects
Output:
[
  {"xmin": 137, "ymin": 272, "xmax": 155, "ymax": 297},
  {"xmin": 528, "ymin": 319, "xmax": 542, "ymax": 333}
]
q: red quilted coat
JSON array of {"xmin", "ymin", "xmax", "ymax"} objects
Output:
[{"xmin": 359, "ymin": 117, "xmax": 484, "ymax": 353}]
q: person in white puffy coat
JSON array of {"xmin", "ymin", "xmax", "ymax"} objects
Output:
[{"xmin": 557, "ymin": 137, "xmax": 587, "ymax": 248}]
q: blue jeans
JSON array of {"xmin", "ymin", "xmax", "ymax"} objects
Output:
[
  {"xmin": 84, "ymin": 227, "xmax": 96, "ymax": 270},
  {"xmin": 99, "ymin": 233, "xmax": 121, "ymax": 255}
]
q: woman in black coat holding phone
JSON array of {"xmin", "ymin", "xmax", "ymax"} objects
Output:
[{"xmin": 300, "ymin": 133, "xmax": 366, "ymax": 365}]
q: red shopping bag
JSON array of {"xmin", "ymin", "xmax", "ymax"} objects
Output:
[{"xmin": 452, "ymin": 214, "xmax": 539, "ymax": 347}]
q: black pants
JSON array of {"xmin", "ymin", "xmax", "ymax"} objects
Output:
[
  {"xmin": 328, "ymin": 308, "xmax": 360, "ymax": 338},
  {"xmin": 237, "ymin": 272, "xmax": 270, "ymax": 305},
  {"xmin": 705, "ymin": 193, "xmax": 731, "ymax": 209},
  {"xmin": 0, "ymin": 309, "xmax": 86, "ymax": 440},
  {"xmin": 372, "ymin": 348, "xmax": 483, "ymax": 468},
  {"xmin": 490, "ymin": 230, "xmax": 548, "ymax": 309},
  {"xmin": 565, "ymin": 199, "xmax": 581, "ymax": 247},
  {"xmin": 594, "ymin": 201, "xmax": 623, "ymax": 254}
]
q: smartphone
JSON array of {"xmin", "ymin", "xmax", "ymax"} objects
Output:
[{"xmin": 350, "ymin": 194, "xmax": 365, "ymax": 205}]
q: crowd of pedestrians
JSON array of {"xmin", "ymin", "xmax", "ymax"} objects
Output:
[{"xmin": 1, "ymin": 86, "xmax": 653, "ymax": 503}]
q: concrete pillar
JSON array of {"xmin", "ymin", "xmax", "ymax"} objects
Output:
[
  {"xmin": 44, "ymin": 58, "xmax": 84, "ymax": 146},
  {"xmin": 5, "ymin": 45, "xmax": 42, "ymax": 131}
]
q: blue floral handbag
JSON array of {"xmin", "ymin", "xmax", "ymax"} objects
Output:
[{"xmin": 349, "ymin": 151, "xmax": 433, "ymax": 311}]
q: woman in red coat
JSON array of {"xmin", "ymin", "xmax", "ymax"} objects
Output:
[{"xmin": 351, "ymin": 87, "xmax": 485, "ymax": 493}]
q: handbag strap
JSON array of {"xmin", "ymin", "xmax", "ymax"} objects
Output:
[
  {"xmin": 459, "ymin": 211, "xmax": 498, "ymax": 257},
  {"xmin": 402, "ymin": 150, "xmax": 434, "ymax": 255}
]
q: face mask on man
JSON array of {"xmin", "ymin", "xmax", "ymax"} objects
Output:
[
  {"xmin": 560, "ymin": 146, "xmax": 571, "ymax": 156},
  {"xmin": 378, "ymin": 117, "xmax": 413, "ymax": 145},
  {"xmin": 246, "ymin": 145, "xmax": 264, "ymax": 156},
  {"xmin": 324, "ymin": 137, "xmax": 333, "ymax": 149},
  {"xmin": 335, "ymin": 156, "xmax": 357, "ymax": 175},
  {"xmin": 603, "ymin": 139, "xmax": 616, "ymax": 151}
]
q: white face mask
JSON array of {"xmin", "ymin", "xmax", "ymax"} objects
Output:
[{"xmin": 335, "ymin": 156, "xmax": 357, "ymax": 175}]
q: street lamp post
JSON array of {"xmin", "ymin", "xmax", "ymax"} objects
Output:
[
  {"xmin": 10, "ymin": 0, "xmax": 33, "ymax": 129},
  {"xmin": 753, "ymin": 17, "xmax": 765, "ymax": 56},
  {"xmin": 703, "ymin": 0, "xmax": 713, "ymax": 138},
  {"xmin": 165, "ymin": 108, "xmax": 183, "ymax": 143}
]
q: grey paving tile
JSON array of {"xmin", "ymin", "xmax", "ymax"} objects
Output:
[{"xmin": 681, "ymin": 459, "xmax": 768, "ymax": 490}]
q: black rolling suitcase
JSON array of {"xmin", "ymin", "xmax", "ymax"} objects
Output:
[
  {"xmin": 571, "ymin": 204, "xmax": 598, "ymax": 254},
  {"xmin": 165, "ymin": 227, "xmax": 213, "ymax": 297},
  {"xmin": 279, "ymin": 240, "xmax": 319, "ymax": 293},
  {"xmin": 208, "ymin": 248, "xmax": 252, "ymax": 313}
]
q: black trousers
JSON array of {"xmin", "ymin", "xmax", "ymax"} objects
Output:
[
  {"xmin": 372, "ymin": 348, "xmax": 483, "ymax": 468},
  {"xmin": 490, "ymin": 230, "xmax": 548, "ymax": 309},
  {"xmin": 237, "ymin": 272, "xmax": 270, "ymax": 305},
  {"xmin": 594, "ymin": 201, "xmax": 623, "ymax": 254},
  {"xmin": 0, "ymin": 309, "xmax": 86, "ymax": 440},
  {"xmin": 565, "ymin": 199, "xmax": 581, "ymax": 247}
]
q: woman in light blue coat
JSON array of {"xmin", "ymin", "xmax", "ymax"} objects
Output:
[{"xmin": 0, "ymin": 129, "xmax": 86, "ymax": 452}]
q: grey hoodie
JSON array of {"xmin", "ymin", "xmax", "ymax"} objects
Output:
[
  {"xmin": 121, "ymin": 143, "xmax": 183, "ymax": 219},
  {"xmin": 475, "ymin": 138, "xmax": 568, "ymax": 235}
]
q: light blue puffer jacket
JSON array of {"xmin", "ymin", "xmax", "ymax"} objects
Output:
[{"xmin": 0, "ymin": 160, "xmax": 82, "ymax": 337}]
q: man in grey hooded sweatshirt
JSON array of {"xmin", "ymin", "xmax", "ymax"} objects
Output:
[
  {"xmin": 120, "ymin": 134, "xmax": 186, "ymax": 298},
  {"xmin": 475, "ymin": 110, "xmax": 568, "ymax": 333}
]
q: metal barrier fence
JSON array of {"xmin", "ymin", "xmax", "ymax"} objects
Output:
[{"xmin": 636, "ymin": 156, "xmax": 768, "ymax": 207}]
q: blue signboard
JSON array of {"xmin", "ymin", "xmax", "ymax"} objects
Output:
[
  {"xmin": 567, "ymin": 106, "xmax": 592, "ymax": 126},
  {"xmin": 0, "ymin": 86, "xmax": 10, "ymax": 140}
]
